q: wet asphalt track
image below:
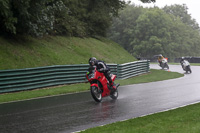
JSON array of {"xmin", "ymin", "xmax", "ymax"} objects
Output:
[{"xmin": 0, "ymin": 64, "xmax": 200, "ymax": 133}]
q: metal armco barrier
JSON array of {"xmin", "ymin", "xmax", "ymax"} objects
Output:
[
  {"xmin": 117, "ymin": 60, "xmax": 150, "ymax": 79},
  {"xmin": 0, "ymin": 60, "xmax": 149, "ymax": 93}
]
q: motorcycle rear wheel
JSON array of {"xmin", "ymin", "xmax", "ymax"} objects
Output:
[{"xmin": 91, "ymin": 86, "xmax": 102, "ymax": 102}]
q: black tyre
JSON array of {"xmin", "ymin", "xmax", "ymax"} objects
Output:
[
  {"xmin": 188, "ymin": 66, "xmax": 192, "ymax": 73},
  {"xmin": 91, "ymin": 86, "xmax": 102, "ymax": 102},
  {"xmin": 185, "ymin": 66, "xmax": 191, "ymax": 73},
  {"xmin": 110, "ymin": 89, "xmax": 118, "ymax": 100},
  {"xmin": 166, "ymin": 64, "xmax": 169, "ymax": 69},
  {"xmin": 161, "ymin": 63, "xmax": 164, "ymax": 69}
]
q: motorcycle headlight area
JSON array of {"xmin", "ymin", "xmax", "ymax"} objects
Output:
[{"xmin": 88, "ymin": 73, "xmax": 95, "ymax": 79}]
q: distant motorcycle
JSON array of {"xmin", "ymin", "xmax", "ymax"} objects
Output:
[
  {"xmin": 154, "ymin": 54, "xmax": 169, "ymax": 70},
  {"xmin": 86, "ymin": 66, "xmax": 120, "ymax": 102},
  {"xmin": 159, "ymin": 58, "xmax": 169, "ymax": 70},
  {"xmin": 181, "ymin": 60, "xmax": 192, "ymax": 73}
]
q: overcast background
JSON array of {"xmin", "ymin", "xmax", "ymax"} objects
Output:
[{"xmin": 127, "ymin": 0, "xmax": 200, "ymax": 25}]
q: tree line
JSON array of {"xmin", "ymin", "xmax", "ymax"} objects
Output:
[
  {"xmin": 107, "ymin": 4, "xmax": 200, "ymax": 59},
  {"xmin": 0, "ymin": 0, "xmax": 157, "ymax": 37},
  {"xmin": 0, "ymin": 0, "xmax": 127, "ymax": 37}
]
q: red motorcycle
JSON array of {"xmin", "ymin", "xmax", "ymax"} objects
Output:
[{"xmin": 86, "ymin": 66, "xmax": 120, "ymax": 102}]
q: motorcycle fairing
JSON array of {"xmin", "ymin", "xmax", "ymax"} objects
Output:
[{"xmin": 111, "ymin": 74, "xmax": 116, "ymax": 81}]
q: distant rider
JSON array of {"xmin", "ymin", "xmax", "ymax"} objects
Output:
[
  {"xmin": 180, "ymin": 57, "xmax": 187, "ymax": 69},
  {"xmin": 180, "ymin": 57, "xmax": 185, "ymax": 64},
  {"xmin": 157, "ymin": 54, "xmax": 164, "ymax": 66},
  {"xmin": 88, "ymin": 57, "xmax": 116, "ymax": 90}
]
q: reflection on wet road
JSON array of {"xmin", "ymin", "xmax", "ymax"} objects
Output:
[{"xmin": 1, "ymin": 64, "xmax": 200, "ymax": 133}]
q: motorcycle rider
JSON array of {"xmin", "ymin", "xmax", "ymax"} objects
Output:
[
  {"xmin": 180, "ymin": 57, "xmax": 187, "ymax": 69},
  {"xmin": 88, "ymin": 57, "xmax": 116, "ymax": 90},
  {"xmin": 157, "ymin": 54, "xmax": 164, "ymax": 66}
]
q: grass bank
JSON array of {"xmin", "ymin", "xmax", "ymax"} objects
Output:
[
  {"xmin": 0, "ymin": 69, "xmax": 183, "ymax": 104},
  {"xmin": 0, "ymin": 36, "xmax": 136, "ymax": 70}
]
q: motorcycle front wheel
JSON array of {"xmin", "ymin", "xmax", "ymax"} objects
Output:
[
  {"xmin": 166, "ymin": 64, "xmax": 169, "ymax": 69},
  {"xmin": 186, "ymin": 66, "xmax": 192, "ymax": 73},
  {"xmin": 91, "ymin": 86, "xmax": 102, "ymax": 102},
  {"xmin": 110, "ymin": 89, "xmax": 118, "ymax": 100}
]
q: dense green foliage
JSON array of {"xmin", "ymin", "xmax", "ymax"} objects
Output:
[
  {"xmin": 0, "ymin": 36, "xmax": 136, "ymax": 70},
  {"xmin": 0, "ymin": 0, "xmax": 125, "ymax": 37},
  {"xmin": 163, "ymin": 4, "xmax": 199, "ymax": 30},
  {"xmin": 0, "ymin": 0, "xmax": 128, "ymax": 37},
  {"xmin": 107, "ymin": 4, "xmax": 200, "ymax": 59}
]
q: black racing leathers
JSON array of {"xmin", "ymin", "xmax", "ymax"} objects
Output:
[{"xmin": 94, "ymin": 60, "xmax": 112, "ymax": 84}]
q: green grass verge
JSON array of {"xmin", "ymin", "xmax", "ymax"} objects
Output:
[
  {"xmin": 190, "ymin": 63, "xmax": 200, "ymax": 66},
  {"xmin": 0, "ymin": 36, "xmax": 136, "ymax": 70},
  {"xmin": 81, "ymin": 103, "xmax": 200, "ymax": 133},
  {"xmin": 0, "ymin": 69, "xmax": 183, "ymax": 104},
  {"xmin": 117, "ymin": 69, "xmax": 182, "ymax": 86}
]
